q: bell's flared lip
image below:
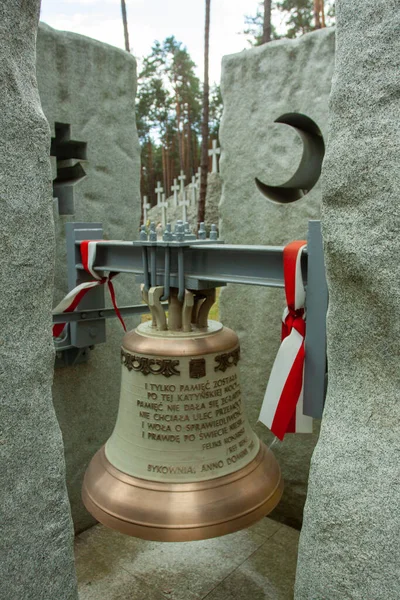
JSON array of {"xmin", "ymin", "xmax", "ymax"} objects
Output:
[{"xmin": 82, "ymin": 443, "xmax": 283, "ymax": 542}]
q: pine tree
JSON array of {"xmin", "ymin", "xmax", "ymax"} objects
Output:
[
  {"xmin": 120, "ymin": 0, "xmax": 130, "ymax": 51},
  {"xmin": 197, "ymin": 0, "xmax": 211, "ymax": 226},
  {"xmin": 136, "ymin": 38, "xmax": 202, "ymax": 204},
  {"xmin": 244, "ymin": 0, "xmax": 334, "ymax": 44},
  {"xmin": 277, "ymin": 0, "xmax": 314, "ymax": 38},
  {"xmin": 209, "ymin": 85, "xmax": 223, "ymax": 138},
  {"xmin": 262, "ymin": 0, "xmax": 272, "ymax": 43},
  {"xmin": 244, "ymin": 3, "xmax": 279, "ymax": 46}
]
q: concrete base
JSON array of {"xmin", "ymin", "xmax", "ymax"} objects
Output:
[{"xmin": 75, "ymin": 518, "xmax": 299, "ymax": 600}]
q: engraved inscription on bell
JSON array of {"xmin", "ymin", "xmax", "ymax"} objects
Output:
[
  {"xmin": 189, "ymin": 358, "xmax": 206, "ymax": 379},
  {"xmin": 83, "ymin": 286, "xmax": 283, "ymax": 541},
  {"xmin": 106, "ymin": 330, "xmax": 259, "ymax": 483}
]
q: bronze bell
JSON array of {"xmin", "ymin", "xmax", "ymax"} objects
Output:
[{"xmin": 82, "ymin": 286, "xmax": 283, "ymax": 542}]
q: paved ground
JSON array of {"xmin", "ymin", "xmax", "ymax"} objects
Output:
[{"xmin": 75, "ymin": 518, "xmax": 299, "ymax": 600}]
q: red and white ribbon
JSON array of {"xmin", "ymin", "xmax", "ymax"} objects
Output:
[
  {"xmin": 259, "ymin": 240, "xmax": 312, "ymax": 440},
  {"xmin": 52, "ymin": 240, "xmax": 126, "ymax": 338}
]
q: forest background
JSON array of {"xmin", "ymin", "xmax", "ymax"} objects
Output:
[{"xmin": 137, "ymin": 0, "xmax": 335, "ymax": 207}]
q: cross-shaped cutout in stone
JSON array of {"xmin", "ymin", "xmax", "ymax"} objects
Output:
[
  {"xmin": 208, "ymin": 139, "xmax": 221, "ymax": 173},
  {"xmin": 155, "ymin": 181, "xmax": 164, "ymax": 206},
  {"xmin": 171, "ymin": 178, "xmax": 179, "ymax": 207},
  {"xmin": 50, "ymin": 122, "xmax": 87, "ymax": 215}
]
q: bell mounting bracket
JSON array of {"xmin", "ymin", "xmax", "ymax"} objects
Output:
[{"xmin": 53, "ymin": 220, "xmax": 328, "ymax": 419}]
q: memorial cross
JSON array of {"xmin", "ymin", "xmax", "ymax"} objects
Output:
[
  {"xmin": 178, "ymin": 170, "xmax": 186, "ymax": 195},
  {"xmin": 171, "ymin": 178, "xmax": 179, "ymax": 207},
  {"xmin": 208, "ymin": 139, "xmax": 221, "ymax": 173},
  {"xmin": 143, "ymin": 195, "xmax": 151, "ymax": 223},
  {"xmin": 190, "ymin": 175, "xmax": 197, "ymax": 206},
  {"xmin": 159, "ymin": 193, "xmax": 168, "ymax": 228},
  {"xmin": 179, "ymin": 189, "xmax": 190, "ymax": 223},
  {"xmin": 195, "ymin": 166, "xmax": 201, "ymax": 185},
  {"xmin": 155, "ymin": 181, "xmax": 164, "ymax": 206}
]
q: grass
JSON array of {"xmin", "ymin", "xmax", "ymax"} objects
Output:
[{"xmin": 209, "ymin": 287, "xmax": 220, "ymax": 321}]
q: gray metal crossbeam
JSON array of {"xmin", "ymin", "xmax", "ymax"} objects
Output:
[
  {"xmin": 52, "ymin": 304, "xmax": 153, "ymax": 324},
  {"xmin": 75, "ymin": 241, "xmax": 307, "ymax": 289}
]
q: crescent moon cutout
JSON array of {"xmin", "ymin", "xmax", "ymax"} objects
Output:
[{"xmin": 255, "ymin": 113, "xmax": 325, "ymax": 204}]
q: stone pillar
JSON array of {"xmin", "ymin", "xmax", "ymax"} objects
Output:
[
  {"xmin": 219, "ymin": 28, "xmax": 335, "ymax": 528},
  {"xmin": 36, "ymin": 23, "xmax": 141, "ymax": 535},
  {"xmin": 295, "ymin": 2, "xmax": 399, "ymax": 598},
  {"xmin": 0, "ymin": 3, "xmax": 78, "ymax": 599}
]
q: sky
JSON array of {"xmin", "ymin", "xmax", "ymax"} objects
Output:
[{"xmin": 40, "ymin": 0, "xmax": 264, "ymax": 85}]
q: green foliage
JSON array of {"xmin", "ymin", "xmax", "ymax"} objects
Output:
[
  {"xmin": 136, "ymin": 37, "xmax": 206, "ymax": 204},
  {"xmin": 209, "ymin": 85, "xmax": 223, "ymax": 138},
  {"xmin": 244, "ymin": 0, "xmax": 336, "ymax": 44},
  {"xmin": 136, "ymin": 37, "xmax": 201, "ymax": 144},
  {"xmin": 277, "ymin": 0, "xmax": 314, "ymax": 38},
  {"xmin": 136, "ymin": 73, "xmax": 171, "ymax": 141},
  {"xmin": 326, "ymin": 1, "xmax": 336, "ymax": 22},
  {"xmin": 244, "ymin": 4, "xmax": 280, "ymax": 46}
]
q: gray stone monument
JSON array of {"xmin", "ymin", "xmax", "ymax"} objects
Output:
[
  {"xmin": 0, "ymin": 4, "xmax": 78, "ymax": 599},
  {"xmin": 219, "ymin": 27, "xmax": 335, "ymax": 528},
  {"xmin": 295, "ymin": 1, "xmax": 400, "ymax": 598},
  {"xmin": 36, "ymin": 23, "xmax": 141, "ymax": 534}
]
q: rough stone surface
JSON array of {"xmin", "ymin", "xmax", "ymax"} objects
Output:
[
  {"xmin": 219, "ymin": 28, "xmax": 335, "ymax": 528},
  {"xmin": 36, "ymin": 23, "xmax": 141, "ymax": 533},
  {"xmin": 295, "ymin": 2, "xmax": 400, "ymax": 598},
  {"xmin": 0, "ymin": 5, "xmax": 78, "ymax": 599},
  {"xmin": 148, "ymin": 172, "xmax": 221, "ymax": 233}
]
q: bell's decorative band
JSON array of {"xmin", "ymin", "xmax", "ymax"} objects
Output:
[
  {"xmin": 121, "ymin": 349, "xmax": 180, "ymax": 377},
  {"xmin": 214, "ymin": 347, "xmax": 240, "ymax": 372}
]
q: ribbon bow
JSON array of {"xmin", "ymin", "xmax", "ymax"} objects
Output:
[
  {"xmin": 259, "ymin": 240, "xmax": 312, "ymax": 440},
  {"xmin": 52, "ymin": 240, "xmax": 126, "ymax": 338}
]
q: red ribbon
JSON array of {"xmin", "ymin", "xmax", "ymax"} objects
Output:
[
  {"xmin": 52, "ymin": 240, "xmax": 126, "ymax": 337},
  {"xmin": 271, "ymin": 240, "xmax": 306, "ymax": 439}
]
